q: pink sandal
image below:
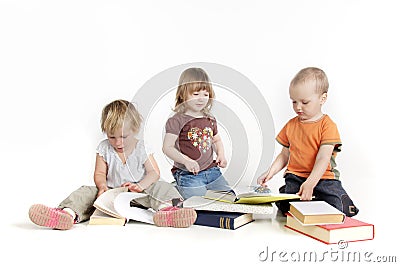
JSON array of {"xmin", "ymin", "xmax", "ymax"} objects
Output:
[
  {"xmin": 153, "ymin": 206, "xmax": 197, "ymax": 228},
  {"xmin": 29, "ymin": 204, "xmax": 74, "ymax": 230}
]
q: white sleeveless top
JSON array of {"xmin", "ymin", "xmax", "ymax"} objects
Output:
[{"xmin": 96, "ymin": 139, "xmax": 153, "ymax": 188}]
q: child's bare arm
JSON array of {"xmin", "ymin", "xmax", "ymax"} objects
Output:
[
  {"xmin": 213, "ymin": 134, "xmax": 227, "ymax": 168},
  {"xmin": 298, "ymin": 144, "xmax": 334, "ymax": 200},
  {"xmin": 94, "ymin": 154, "xmax": 109, "ymax": 197},
  {"xmin": 257, "ymin": 147, "xmax": 289, "ymax": 186},
  {"xmin": 162, "ymin": 133, "xmax": 200, "ymax": 174},
  {"xmin": 133, "ymin": 155, "xmax": 160, "ymax": 192}
]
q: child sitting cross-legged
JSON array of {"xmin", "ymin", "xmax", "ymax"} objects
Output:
[{"xmin": 29, "ymin": 99, "xmax": 197, "ymax": 229}]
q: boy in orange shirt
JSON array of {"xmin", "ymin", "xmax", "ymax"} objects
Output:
[{"xmin": 257, "ymin": 67, "xmax": 358, "ymax": 217}]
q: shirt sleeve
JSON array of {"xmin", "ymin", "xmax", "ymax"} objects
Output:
[
  {"xmin": 321, "ymin": 117, "xmax": 342, "ymax": 152},
  {"xmin": 96, "ymin": 139, "xmax": 110, "ymax": 160},
  {"xmin": 165, "ymin": 116, "xmax": 180, "ymax": 135},
  {"xmin": 276, "ymin": 122, "xmax": 290, "ymax": 148}
]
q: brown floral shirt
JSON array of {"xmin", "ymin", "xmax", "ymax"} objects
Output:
[{"xmin": 165, "ymin": 113, "xmax": 218, "ymax": 173}]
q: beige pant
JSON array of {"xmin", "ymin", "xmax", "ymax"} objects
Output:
[{"xmin": 58, "ymin": 181, "xmax": 182, "ymax": 222}]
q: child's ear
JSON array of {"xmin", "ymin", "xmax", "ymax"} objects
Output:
[{"xmin": 321, "ymin": 92, "xmax": 328, "ymax": 103}]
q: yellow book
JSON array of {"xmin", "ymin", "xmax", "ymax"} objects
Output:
[
  {"xmin": 88, "ymin": 208, "xmax": 126, "ymax": 226},
  {"xmin": 184, "ymin": 195, "xmax": 273, "ymax": 215},
  {"xmin": 204, "ymin": 188, "xmax": 300, "ymax": 204}
]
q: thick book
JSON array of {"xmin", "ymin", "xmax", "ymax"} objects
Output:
[
  {"xmin": 89, "ymin": 187, "xmax": 155, "ymax": 225},
  {"xmin": 184, "ymin": 196, "xmax": 274, "ymax": 215},
  {"xmin": 204, "ymin": 188, "xmax": 300, "ymax": 205},
  {"xmin": 194, "ymin": 210, "xmax": 254, "ymax": 230},
  {"xmin": 289, "ymin": 201, "xmax": 345, "ymax": 225},
  {"xmin": 285, "ymin": 213, "xmax": 374, "ymax": 244},
  {"xmin": 88, "ymin": 208, "xmax": 126, "ymax": 226}
]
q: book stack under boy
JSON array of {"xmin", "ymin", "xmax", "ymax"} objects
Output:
[{"xmin": 285, "ymin": 201, "xmax": 374, "ymax": 244}]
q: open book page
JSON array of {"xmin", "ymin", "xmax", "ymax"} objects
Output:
[
  {"xmin": 205, "ymin": 186, "xmax": 300, "ymax": 204},
  {"xmin": 93, "ymin": 187, "xmax": 128, "ymax": 219},
  {"xmin": 234, "ymin": 185, "xmax": 273, "ymax": 198},
  {"xmin": 114, "ymin": 192, "xmax": 155, "ymax": 224},
  {"xmin": 235, "ymin": 193, "xmax": 300, "ymax": 204},
  {"xmin": 203, "ymin": 186, "xmax": 272, "ymax": 202},
  {"xmin": 184, "ymin": 196, "xmax": 273, "ymax": 214}
]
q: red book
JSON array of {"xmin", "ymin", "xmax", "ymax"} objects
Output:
[{"xmin": 285, "ymin": 213, "xmax": 374, "ymax": 244}]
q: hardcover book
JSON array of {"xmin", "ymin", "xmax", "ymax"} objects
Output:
[
  {"xmin": 289, "ymin": 201, "xmax": 345, "ymax": 225},
  {"xmin": 194, "ymin": 210, "xmax": 254, "ymax": 230},
  {"xmin": 88, "ymin": 208, "xmax": 126, "ymax": 226},
  {"xmin": 89, "ymin": 187, "xmax": 155, "ymax": 226},
  {"xmin": 285, "ymin": 213, "xmax": 374, "ymax": 244}
]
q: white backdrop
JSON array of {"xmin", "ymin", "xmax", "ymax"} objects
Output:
[{"xmin": 1, "ymin": 0, "xmax": 398, "ymax": 266}]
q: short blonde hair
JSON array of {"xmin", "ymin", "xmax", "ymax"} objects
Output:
[
  {"xmin": 290, "ymin": 67, "xmax": 329, "ymax": 94},
  {"xmin": 174, "ymin": 67, "xmax": 215, "ymax": 114},
  {"xmin": 101, "ymin": 99, "xmax": 142, "ymax": 134}
]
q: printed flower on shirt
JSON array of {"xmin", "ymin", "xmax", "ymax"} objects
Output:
[{"xmin": 187, "ymin": 127, "xmax": 213, "ymax": 153}]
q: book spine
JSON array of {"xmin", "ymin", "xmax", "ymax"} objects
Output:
[
  {"xmin": 284, "ymin": 225, "xmax": 331, "ymax": 244},
  {"xmin": 220, "ymin": 217, "xmax": 233, "ymax": 229},
  {"xmin": 195, "ymin": 216, "xmax": 234, "ymax": 229}
]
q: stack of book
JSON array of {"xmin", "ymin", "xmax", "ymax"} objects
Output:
[
  {"xmin": 87, "ymin": 186, "xmax": 310, "ymax": 231},
  {"xmin": 285, "ymin": 201, "xmax": 374, "ymax": 244},
  {"xmin": 184, "ymin": 188, "xmax": 300, "ymax": 230}
]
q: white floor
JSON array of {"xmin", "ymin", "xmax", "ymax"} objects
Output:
[{"xmin": 4, "ymin": 205, "xmax": 393, "ymax": 267}]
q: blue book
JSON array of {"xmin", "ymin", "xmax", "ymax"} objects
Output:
[{"xmin": 194, "ymin": 210, "xmax": 254, "ymax": 230}]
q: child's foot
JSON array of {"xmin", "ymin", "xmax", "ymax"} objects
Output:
[
  {"xmin": 29, "ymin": 204, "xmax": 74, "ymax": 230},
  {"xmin": 153, "ymin": 206, "xmax": 197, "ymax": 228}
]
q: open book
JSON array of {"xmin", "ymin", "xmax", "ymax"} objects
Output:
[
  {"xmin": 184, "ymin": 195, "xmax": 273, "ymax": 214},
  {"xmin": 89, "ymin": 187, "xmax": 155, "ymax": 225},
  {"xmin": 204, "ymin": 186, "xmax": 300, "ymax": 204}
]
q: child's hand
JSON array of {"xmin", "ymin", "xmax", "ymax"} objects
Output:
[
  {"xmin": 257, "ymin": 171, "xmax": 271, "ymax": 186},
  {"xmin": 184, "ymin": 159, "xmax": 200, "ymax": 175},
  {"xmin": 122, "ymin": 182, "xmax": 144, "ymax": 193},
  {"xmin": 97, "ymin": 185, "xmax": 109, "ymax": 198},
  {"xmin": 128, "ymin": 183, "xmax": 144, "ymax": 193},
  {"xmin": 297, "ymin": 180, "xmax": 316, "ymax": 200},
  {"xmin": 216, "ymin": 155, "xmax": 227, "ymax": 168}
]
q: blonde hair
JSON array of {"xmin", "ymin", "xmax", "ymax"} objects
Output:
[
  {"xmin": 174, "ymin": 67, "xmax": 215, "ymax": 114},
  {"xmin": 290, "ymin": 67, "xmax": 329, "ymax": 94},
  {"xmin": 101, "ymin": 99, "xmax": 142, "ymax": 135}
]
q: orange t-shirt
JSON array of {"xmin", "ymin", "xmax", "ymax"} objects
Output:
[{"xmin": 276, "ymin": 115, "xmax": 342, "ymax": 179}]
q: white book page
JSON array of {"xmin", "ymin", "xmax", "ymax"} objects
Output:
[
  {"xmin": 114, "ymin": 192, "xmax": 155, "ymax": 224},
  {"xmin": 184, "ymin": 196, "xmax": 274, "ymax": 215},
  {"xmin": 93, "ymin": 187, "xmax": 128, "ymax": 218}
]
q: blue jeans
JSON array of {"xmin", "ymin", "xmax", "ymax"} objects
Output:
[
  {"xmin": 276, "ymin": 173, "xmax": 359, "ymax": 217},
  {"xmin": 173, "ymin": 166, "xmax": 232, "ymax": 199}
]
